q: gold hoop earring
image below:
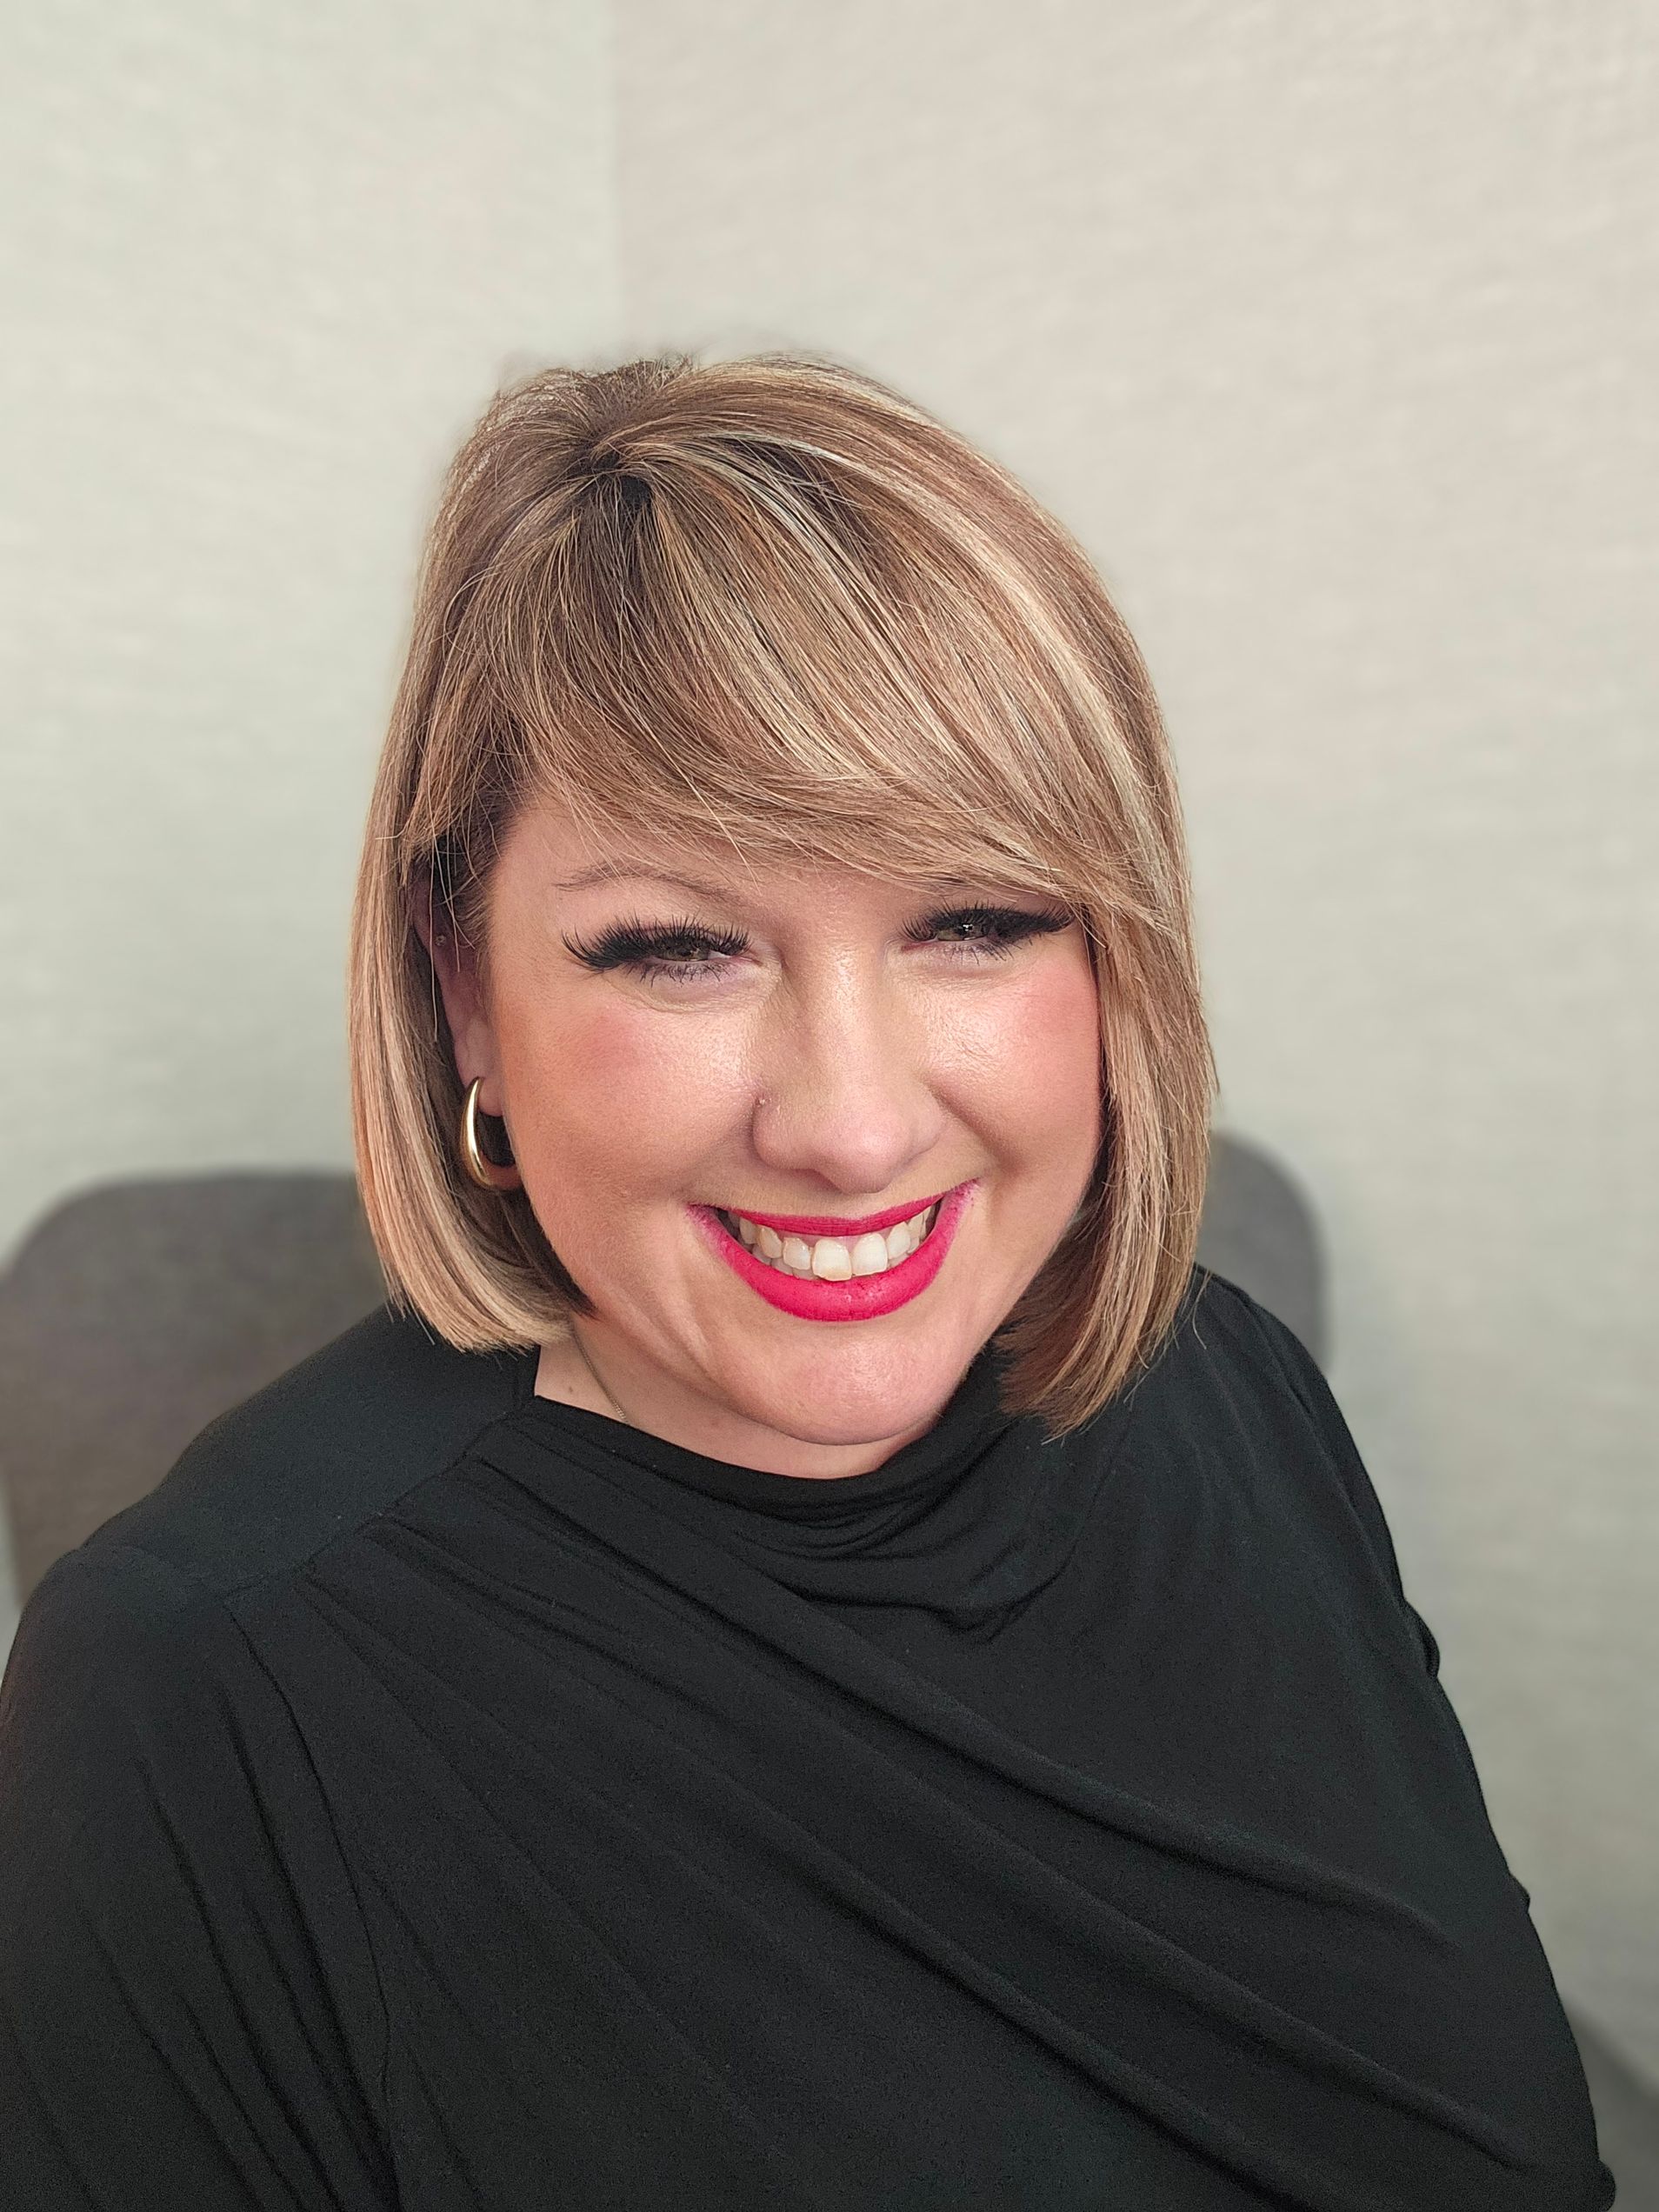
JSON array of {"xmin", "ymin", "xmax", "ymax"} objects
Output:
[{"xmin": 459, "ymin": 1076, "xmax": 523, "ymax": 1191}]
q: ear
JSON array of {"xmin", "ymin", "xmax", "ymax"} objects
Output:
[{"xmin": 409, "ymin": 862, "xmax": 503, "ymax": 1112}]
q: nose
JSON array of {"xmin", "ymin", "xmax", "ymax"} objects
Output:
[{"xmin": 746, "ymin": 964, "xmax": 944, "ymax": 1200}]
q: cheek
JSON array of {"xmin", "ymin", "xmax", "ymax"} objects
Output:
[
  {"xmin": 499, "ymin": 1001, "xmax": 743, "ymax": 1174},
  {"xmin": 954, "ymin": 960, "xmax": 1103, "ymax": 1152}
]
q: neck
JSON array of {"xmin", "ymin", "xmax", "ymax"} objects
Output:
[{"xmin": 533, "ymin": 1335, "xmax": 624, "ymax": 1421}]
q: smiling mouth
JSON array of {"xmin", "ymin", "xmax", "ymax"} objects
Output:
[{"xmin": 712, "ymin": 1201, "xmax": 943, "ymax": 1282}]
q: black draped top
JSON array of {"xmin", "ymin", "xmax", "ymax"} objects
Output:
[{"xmin": 0, "ymin": 1268, "xmax": 1616, "ymax": 2209}]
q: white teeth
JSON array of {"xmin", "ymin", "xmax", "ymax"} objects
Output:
[
  {"xmin": 721, "ymin": 1203, "xmax": 942, "ymax": 1280},
  {"xmin": 847, "ymin": 1232, "xmax": 895, "ymax": 1278}
]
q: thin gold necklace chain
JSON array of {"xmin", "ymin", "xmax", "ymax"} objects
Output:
[{"xmin": 570, "ymin": 1327, "xmax": 630, "ymax": 1424}]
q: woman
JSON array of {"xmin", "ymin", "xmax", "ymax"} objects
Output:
[{"xmin": 0, "ymin": 354, "xmax": 1614, "ymax": 2209}]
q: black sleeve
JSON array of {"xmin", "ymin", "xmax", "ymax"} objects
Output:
[
  {"xmin": 0, "ymin": 1542, "xmax": 396, "ymax": 2209},
  {"xmin": 1217, "ymin": 1279, "xmax": 1622, "ymax": 2209},
  {"xmin": 1223, "ymin": 1282, "xmax": 1567, "ymax": 1907},
  {"xmin": 1225, "ymin": 1281, "xmax": 1444, "ymax": 1679}
]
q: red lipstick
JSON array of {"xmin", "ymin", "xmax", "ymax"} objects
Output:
[
  {"xmin": 705, "ymin": 1189, "xmax": 957, "ymax": 1240},
  {"xmin": 687, "ymin": 1179, "xmax": 978, "ymax": 1323}
]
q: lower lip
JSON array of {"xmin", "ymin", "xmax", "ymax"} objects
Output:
[{"xmin": 687, "ymin": 1181, "xmax": 979, "ymax": 1322}]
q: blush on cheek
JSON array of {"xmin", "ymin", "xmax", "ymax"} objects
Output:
[
  {"xmin": 1001, "ymin": 966, "xmax": 1106, "ymax": 1151},
  {"xmin": 525, "ymin": 1009, "xmax": 741, "ymax": 1176},
  {"xmin": 969, "ymin": 962, "xmax": 1102, "ymax": 1095}
]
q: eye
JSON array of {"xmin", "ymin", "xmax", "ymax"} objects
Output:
[
  {"xmin": 562, "ymin": 903, "xmax": 1072, "ymax": 989},
  {"xmin": 563, "ymin": 914, "xmax": 750, "ymax": 986},
  {"xmin": 910, "ymin": 903, "xmax": 1073, "ymax": 963}
]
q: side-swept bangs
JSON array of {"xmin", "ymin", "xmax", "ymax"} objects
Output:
[{"xmin": 348, "ymin": 351, "xmax": 1216, "ymax": 1437}]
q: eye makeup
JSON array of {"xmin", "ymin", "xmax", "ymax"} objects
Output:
[{"xmin": 563, "ymin": 903, "xmax": 1073, "ymax": 988}]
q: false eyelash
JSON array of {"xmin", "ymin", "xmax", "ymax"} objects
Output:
[
  {"xmin": 563, "ymin": 903, "xmax": 1071, "ymax": 980},
  {"xmin": 563, "ymin": 914, "xmax": 750, "ymax": 972}
]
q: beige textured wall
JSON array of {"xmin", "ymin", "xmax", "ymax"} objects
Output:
[
  {"xmin": 610, "ymin": 0, "xmax": 1659, "ymax": 2079},
  {"xmin": 0, "ymin": 0, "xmax": 619, "ymax": 1264}
]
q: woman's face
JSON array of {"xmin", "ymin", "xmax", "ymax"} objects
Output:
[{"xmin": 420, "ymin": 790, "xmax": 1104, "ymax": 1476}]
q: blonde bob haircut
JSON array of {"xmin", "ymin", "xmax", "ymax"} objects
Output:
[{"xmin": 348, "ymin": 350, "xmax": 1217, "ymax": 1441}]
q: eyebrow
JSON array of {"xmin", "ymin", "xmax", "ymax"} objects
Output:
[
  {"xmin": 552, "ymin": 863, "xmax": 1010, "ymax": 902},
  {"xmin": 552, "ymin": 864, "xmax": 740, "ymax": 902}
]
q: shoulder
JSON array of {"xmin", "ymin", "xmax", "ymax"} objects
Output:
[
  {"xmin": 1, "ymin": 1541, "xmax": 252, "ymax": 1816},
  {"xmin": 1153, "ymin": 1262, "xmax": 1365, "ymax": 1495},
  {"xmin": 1, "ymin": 1298, "xmax": 533, "ymax": 1882},
  {"xmin": 1174, "ymin": 1262, "xmax": 1365, "ymax": 1483},
  {"xmin": 1162, "ymin": 1265, "xmax": 1438, "ymax": 1674},
  {"xmin": 61, "ymin": 1300, "xmax": 534, "ymax": 1606},
  {"xmin": 1149, "ymin": 1262, "xmax": 1328, "ymax": 1421}
]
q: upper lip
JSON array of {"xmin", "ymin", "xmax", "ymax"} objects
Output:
[{"xmin": 705, "ymin": 1182, "xmax": 963, "ymax": 1238}]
